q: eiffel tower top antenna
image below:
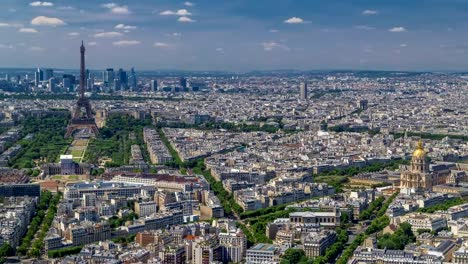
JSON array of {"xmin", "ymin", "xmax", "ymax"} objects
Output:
[{"xmin": 80, "ymin": 40, "xmax": 86, "ymax": 98}]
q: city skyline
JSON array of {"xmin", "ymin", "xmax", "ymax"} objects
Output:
[{"xmin": 1, "ymin": 0, "xmax": 468, "ymax": 71}]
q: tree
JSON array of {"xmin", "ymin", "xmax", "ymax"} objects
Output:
[
  {"xmin": 377, "ymin": 222, "xmax": 415, "ymax": 250},
  {"xmin": 281, "ymin": 248, "xmax": 306, "ymax": 264}
]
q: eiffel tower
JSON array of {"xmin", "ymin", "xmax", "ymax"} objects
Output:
[{"xmin": 65, "ymin": 41, "xmax": 99, "ymax": 138}]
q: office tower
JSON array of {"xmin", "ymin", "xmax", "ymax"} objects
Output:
[
  {"xmin": 87, "ymin": 78, "xmax": 93, "ymax": 92},
  {"xmin": 299, "ymin": 82, "xmax": 308, "ymax": 100},
  {"xmin": 34, "ymin": 72, "xmax": 39, "ymax": 86},
  {"xmin": 87, "ymin": 72, "xmax": 94, "ymax": 92},
  {"xmin": 4, "ymin": 74, "xmax": 9, "ymax": 82},
  {"xmin": 36, "ymin": 68, "xmax": 44, "ymax": 81},
  {"xmin": 129, "ymin": 67, "xmax": 137, "ymax": 89},
  {"xmin": 49, "ymin": 77, "xmax": 56, "ymax": 92},
  {"xmin": 113, "ymin": 78, "xmax": 121, "ymax": 91},
  {"xmin": 63, "ymin": 78, "xmax": 71, "ymax": 91},
  {"xmin": 34, "ymin": 72, "xmax": 40, "ymax": 86},
  {"xmin": 180, "ymin": 77, "xmax": 188, "ymax": 89},
  {"xmin": 150, "ymin": 80, "xmax": 158, "ymax": 92},
  {"xmin": 44, "ymin": 69, "xmax": 54, "ymax": 81},
  {"xmin": 104, "ymin": 68, "xmax": 114, "ymax": 87},
  {"xmin": 117, "ymin": 68, "xmax": 128, "ymax": 89},
  {"xmin": 63, "ymin": 74, "xmax": 76, "ymax": 85}
]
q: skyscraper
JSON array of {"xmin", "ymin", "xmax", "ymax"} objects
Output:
[
  {"xmin": 300, "ymin": 82, "xmax": 308, "ymax": 100},
  {"xmin": 35, "ymin": 68, "xmax": 43, "ymax": 86},
  {"xmin": 63, "ymin": 78, "xmax": 71, "ymax": 91},
  {"xmin": 180, "ymin": 77, "xmax": 187, "ymax": 89},
  {"xmin": 49, "ymin": 77, "xmax": 56, "ymax": 92},
  {"xmin": 129, "ymin": 67, "xmax": 137, "ymax": 89},
  {"xmin": 118, "ymin": 68, "xmax": 128, "ymax": 89},
  {"xmin": 150, "ymin": 80, "xmax": 158, "ymax": 92},
  {"xmin": 104, "ymin": 68, "xmax": 114, "ymax": 87},
  {"xmin": 44, "ymin": 69, "xmax": 54, "ymax": 81}
]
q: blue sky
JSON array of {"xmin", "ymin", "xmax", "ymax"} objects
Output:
[{"xmin": 1, "ymin": 0, "xmax": 468, "ymax": 71}]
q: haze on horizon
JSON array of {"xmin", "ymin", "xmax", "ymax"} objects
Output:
[{"xmin": 0, "ymin": 0, "xmax": 467, "ymax": 72}]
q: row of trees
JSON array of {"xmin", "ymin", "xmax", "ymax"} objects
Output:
[
  {"xmin": 335, "ymin": 192, "xmax": 398, "ymax": 264},
  {"xmin": 47, "ymin": 246, "xmax": 83, "ymax": 258},
  {"xmin": 236, "ymin": 222, "xmax": 255, "ymax": 248},
  {"xmin": 158, "ymin": 121, "xmax": 283, "ymax": 134},
  {"xmin": 157, "ymin": 128, "xmax": 184, "ymax": 167},
  {"xmin": 359, "ymin": 196, "xmax": 385, "ymax": 220},
  {"xmin": 17, "ymin": 191, "xmax": 54, "ymax": 256},
  {"xmin": 157, "ymin": 128, "xmax": 245, "ymax": 216},
  {"xmin": 417, "ymin": 198, "xmax": 465, "ymax": 213},
  {"xmin": 195, "ymin": 167, "xmax": 244, "ymax": 216},
  {"xmin": 240, "ymin": 204, "xmax": 289, "ymax": 219},
  {"xmin": 28, "ymin": 192, "xmax": 62, "ymax": 258},
  {"xmin": 312, "ymin": 228, "xmax": 349, "ymax": 264},
  {"xmin": 393, "ymin": 131, "xmax": 468, "ymax": 142}
]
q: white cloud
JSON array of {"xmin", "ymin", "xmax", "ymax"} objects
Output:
[
  {"xmin": 400, "ymin": 43, "xmax": 408, "ymax": 47},
  {"xmin": 160, "ymin": 10, "xmax": 175, "ymax": 15},
  {"xmin": 31, "ymin": 16, "xmax": 66, "ymax": 26},
  {"xmin": 67, "ymin": 32, "xmax": 80, "ymax": 37},
  {"xmin": 94, "ymin": 31, "xmax": 123, "ymax": 38},
  {"xmin": 178, "ymin": 16, "xmax": 195, "ymax": 23},
  {"xmin": 88, "ymin": 42, "xmax": 97, "ymax": 46},
  {"xmin": 19, "ymin": 28, "xmax": 38, "ymax": 33},
  {"xmin": 101, "ymin": 3, "xmax": 117, "ymax": 9},
  {"xmin": 0, "ymin": 22, "xmax": 23, "ymax": 28},
  {"xmin": 113, "ymin": 40, "xmax": 141, "ymax": 46},
  {"xmin": 30, "ymin": 1, "xmax": 54, "ymax": 7},
  {"xmin": 115, "ymin": 24, "xmax": 137, "ymax": 30},
  {"xmin": 354, "ymin": 25, "xmax": 375, "ymax": 30},
  {"xmin": 269, "ymin": 29, "xmax": 279, "ymax": 33},
  {"xmin": 160, "ymin": 9, "xmax": 192, "ymax": 16},
  {"xmin": 154, "ymin": 42, "xmax": 171, "ymax": 48},
  {"xmin": 57, "ymin": 6, "xmax": 75, "ymax": 10},
  {"xmin": 362, "ymin": 9, "xmax": 378, "ymax": 15},
  {"xmin": 111, "ymin": 6, "xmax": 130, "ymax": 14},
  {"xmin": 29, "ymin": 46, "xmax": 44, "ymax": 51},
  {"xmin": 184, "ymin": 1, "xmax": 195, "ymax": 6},
  {"xmin": 166, "ymin": 32, "xmax": 182, "ymax": 37},
  {"xmin": 262, "ymin": 41, "xmax": 290, "ymax": 51},
  {"xmin": 389, "ymin": 26, "xmax": 406, "ymax": 32},
  {"xmin": 101, "ymin": 3, "xmax": 131, "ymax": 14},
  {"xmin": 216, "ymin": 47, "xmax": 224, "ymax": 53},
  {"xmin": 284, "ymin": 17, "xmax": 309, "ymax": 24}
]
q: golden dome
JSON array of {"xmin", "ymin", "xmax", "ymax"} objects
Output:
[{"xmin": 412, "ymin": 140, "xmax": 426, "ymax": 159}]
